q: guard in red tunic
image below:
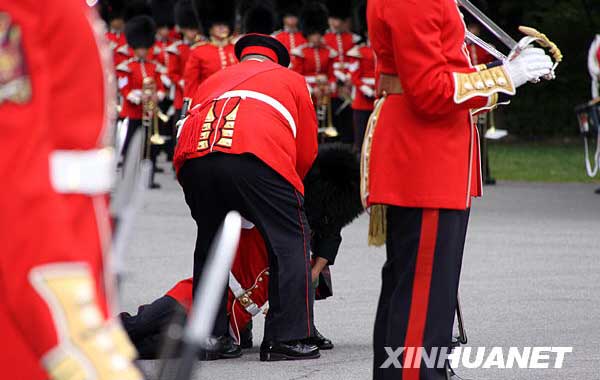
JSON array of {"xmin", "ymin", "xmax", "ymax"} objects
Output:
[
  {"xmin": 0, "ymin": 1, "xmax": 142, "ymax": 379},
  {"xmin": 292, "ymin": 3, "xmax": 336, "ymax": 103},
  {"xmin": 323, "ymin": 0, "xmax": 362, "ymax": 144},
  {"xmin": 113, "ymin": 1, "xmax": 154, "ymax": 68},
  {"xmin": 272, "ymin": 0, "xmax": 306, "ymax": 70},
  {"xmin": 151, "ymin": 0, "xmax": 176, "ymax": 69},
  {"xmin": 184, "ymin": 0, "xmax": 238, "ymax": 104},
  {"xmin": 101, "ymin": 0, "xmax": 126, "ymax": 60},
  {"xmin": 167, "ymin": 0, "xmax": 202, "ymax": 120},
  {"xmin": 174, "ymin": 33, "xmax": 320, "ymax": 361},
  {"xmin": 346, "ymin": 3, "xmax": 375, "ymax": 152},
  {"xmin": 366, "ymin": 1, "xmax": 554, "ymax": 379},
  {"xmin": 116, "ymin": 15, "xmax": 166, "ymax": 188}
]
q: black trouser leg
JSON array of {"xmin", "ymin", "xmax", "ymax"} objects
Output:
[
  {"xmin": 332, "ymin": 97, "xmax": 354, "ymax": 145},
  {"xmin": 373, "ymin": 207, "xmax": 470, "ymax": 380},
  {"xmin": 353, "ymin": 109, "xmax": 371, "ymax": 152},
  {"xmin": 178, "ymin": 154, "xmax": 314, "ymax": 342}
]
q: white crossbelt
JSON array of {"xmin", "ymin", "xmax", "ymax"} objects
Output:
[
  {"xmin": 361, "ymin": 77, "xmax": 375, "ymax": 85},
  {"xmin": 49, "ymin": 148, "xmax": 115, "ymax": 194},
  {"xmin": 217, "ymin": 90, "xmax": 297, "ymax": 139}
]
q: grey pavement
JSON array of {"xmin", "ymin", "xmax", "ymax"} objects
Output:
[{"xmin": 120, "ymin": 162, "xmax": 600, "ymax": 380}]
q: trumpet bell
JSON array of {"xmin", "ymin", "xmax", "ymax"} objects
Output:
[
  {"xmin": 150, "ymin": 134, "xmax": 166, "ymax": 145},
  {"xmin": 320, "ymin": 126, "xmax": 339, "ymax": 138}
]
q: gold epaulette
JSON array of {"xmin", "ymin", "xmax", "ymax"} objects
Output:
[
  {"xmin": 191, "ymin": 40, "xmax": 208, "ymax": 49},
  {"xmin": 453, "ymin": 65, "xmax": 515, "ymax": 104}
]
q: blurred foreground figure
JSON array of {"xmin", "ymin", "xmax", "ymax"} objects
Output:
[
  {"xmin": 366, "ymin": 0, "xmax": 554, "ymax": 379},
  {"xmin": 0, "ymin": 1, "xmax": 142, "ymax": 379}
]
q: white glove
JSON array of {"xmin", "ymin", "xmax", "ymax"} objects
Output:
[
  {"xmin": 126, "ymin": 89, "xmax": 142, "ymax": 105},
  {"xmin": 504, "ymin": 47, "xmax": 553, "ymax": 88},
  {"xmin": 360, "ymin": 84, "xmax": 375, "ymax": 98}
]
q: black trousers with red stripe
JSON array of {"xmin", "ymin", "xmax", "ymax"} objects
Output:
[
  {"xmin": 373, "ymin": 207, "xmax": 470, "ymax": 380},
  {"xmin": 178, "ymin": 153, "xmax": 314, "ymax": 342}
]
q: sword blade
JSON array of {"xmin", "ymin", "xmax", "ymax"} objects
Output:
[
  {"xmin": 465, "ymin": 31, "xmax": 507, "ymax": 61},
  {"xmin": 458, "ymin": 0, "xmax": 518, "ymax": 50}
]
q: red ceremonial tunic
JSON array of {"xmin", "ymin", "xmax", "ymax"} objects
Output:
[
  {"xmin": 106, "ymin": 29, "xmax": 127, "ymax": 54},
  {"xmin": 272, "ymin": 29, "xmax": 307, "ymax": 70},
  {"xmin": 0, "ymin": 1, "xmax": 117, "ymax": 378},
  {"xmin": 116, "ymin": 57, "xmax": 166, "ymax": 119},
  {"xmin": 366, "ymin": 0, "xmax": 504, "ymax": 210},
  {"xmin": 347, "ymin": 42, "xmax": 376, "ymax": 111},
  {"xmin": 175, "ymin": 59, "xmax": 318, "ymax": 194},
  {"xmin": 183, "ymin": 39, "xmax": 238, "ymax": 100},
  {"xmin": 324, "ymin": 30, "xmax": 361, "ymax": 83},
  {"xmin": 166, "ymin": 39, "xmax": 197, "ymax": 109},
  {"xmin": 114, "ymin": 43, "xmax": 159, "ymax": 69},
  {"xmin": 165, "ymin": 227, "xmax": 269, "ymax": 344},
  {"xmin": 291, "ymin": 42, "xmax": 337, "ymax": 95}
]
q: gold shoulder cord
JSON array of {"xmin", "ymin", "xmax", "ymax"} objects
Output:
[{"xmin": 360, "ymin": 97, "xmax": 387, "ymax": 247}]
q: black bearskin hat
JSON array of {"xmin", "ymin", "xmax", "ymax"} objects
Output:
[
  {"xmin": 100, "ymin": 0, "xmax": 125, "ymax": 23},
  {"xmin": 242, "ymin": 4, "xmax": 275, "ymax": 35},
  {"xmin": 124, "ymin": 0, "xmax": 152, "ymax": 22},
  {"xmin": 300, "ymin": 2, "xmax": 329, "ymax": 37},
  {"xmin": 152, "ymin": 0, "xmax": 175, "ymax": 28},
  {"xmin": 193, "ymin": 0, "xmax": 237, "ymax": 32},
  {"xmin": 355, "ymin": 1, "xmax": 367, "ymax": 36},
  {"xmin": 175, "ymin": 0, "xmax": 198, "ymax": 29},
  {"xmin": 326, "ymin": 0, "xmax": 351, "ymax": 20},
  {"xmin": 276, "ymin": 0, "xmax": 304, "ymax": 18},
  {"xmin": 304, "ymin": 143, "xmax": 364, "ymax": 238},
  {"xmin": 125, "ymin": 15, "xmax": 157, "ymax": 49}
]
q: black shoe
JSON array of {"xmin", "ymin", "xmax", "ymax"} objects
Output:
[
  {"xmin": 150, "ymin": 183, "xmax": 161, "ymax": 189},
  {"xmin": 239, "ymin": 323, "xmax": 253, "ymax": 349},
  {"xmin": 260, "ymin": 340, "xmax": 320, "ymax": 361},
  {"xmin": 595, "ymin": 187, "xmax": 600, "ymax": 195},
  {"xmin": 484, "ymin": 177, "xmax": 496, "ymax": 185},
  {"xmin": 305, "ymin": 327, "xmax": 334, "ymax": 350},
  {"xmin": 198, "ymin": 336, "xmax": 242, "ymax": 361},
  {"xmin": 154, "ymin": 167, "xmax": 165, "ymax": 173}
]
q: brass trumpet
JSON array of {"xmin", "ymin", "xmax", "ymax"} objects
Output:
[
  {"xmin": 141, "ymin": 77, "xmax": 167, "ymax": 154},
  {"xmin": 315, "ymin": 75, "xmax": 339, "ymax": 139}
]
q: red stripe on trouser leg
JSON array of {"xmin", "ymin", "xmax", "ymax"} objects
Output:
[
  {"xmin": 294, "ymin": 190, "xmax": 311, "ymax": 336},
  {"xmin": 402, "ymin": 209, "xmax": 439, "ymax": 380}
]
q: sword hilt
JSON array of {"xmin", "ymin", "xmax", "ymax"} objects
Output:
[{"xmin": 518, "ymin": 26, "xmax": 563, "ymax": 66}]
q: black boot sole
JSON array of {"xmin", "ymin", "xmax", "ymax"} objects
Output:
[
  {"xmin": 198, "ymin": 351, "xmax": 243, "ymax": 361},
  {"xmin": 259, "ymin": 351, "xmax": 320, "ymax": 362}
]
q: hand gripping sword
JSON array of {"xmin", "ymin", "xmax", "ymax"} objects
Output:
[{"xmin": 458, "ymin": 0, "xmax": 563, "ymax": 77}]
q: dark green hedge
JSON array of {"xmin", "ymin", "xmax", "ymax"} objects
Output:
[{"xmin": 478, "ymin": 0, "xmax": 599, "ymax": 138}]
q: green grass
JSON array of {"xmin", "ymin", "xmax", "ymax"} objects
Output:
[{"xmin": 487, "ymin": 141, "xmax": 600, "ymax": 183}]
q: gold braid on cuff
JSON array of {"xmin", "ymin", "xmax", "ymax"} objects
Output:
[{"xmin": 453, "ymin": 65, "xmax": 516, "ymax": 104}]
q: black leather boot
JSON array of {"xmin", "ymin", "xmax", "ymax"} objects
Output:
[
  {"xmin": 259, "ymin": 340, "xmax": 320, "ymax": 361},
  {"xmin": 198, "ymin": 335, "xmax": 242, "ymax": 361},
  {"xmin": 304, "ymin": 326, "xmax": 334, "ymax": 350}
]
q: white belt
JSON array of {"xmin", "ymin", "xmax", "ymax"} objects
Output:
[
  {"xmin": 49, "ymin": 148, "xmax": 115, "ymax": 194},
  {"xmin": 229, "ymin": 272, "xmax": 262, "ymax": 316},
  {"xmin": 217, "ymin": 90, "xmax": 297, "ymax": 138},
  {"xmin": 361, "ymin": 77, "xmax": 375, "ymax": 85}
]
